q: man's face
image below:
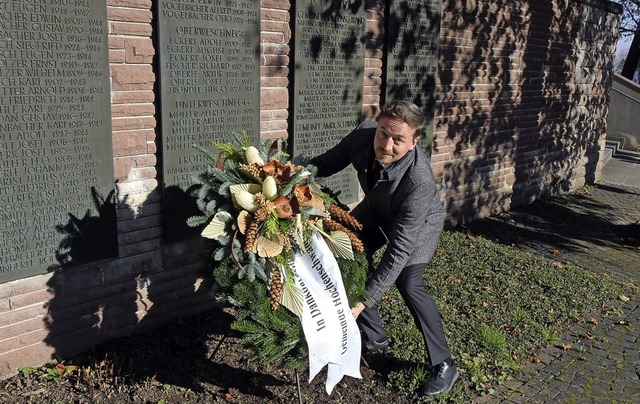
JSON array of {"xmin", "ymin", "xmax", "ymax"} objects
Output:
[{"xmin": 374, "ymin": 117, "xmax": 419, "ymax": 165}]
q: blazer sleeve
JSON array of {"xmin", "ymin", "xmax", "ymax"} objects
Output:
[{"xmin": 308, "ymin": 121, "xmax": 376, "ymax": 177}]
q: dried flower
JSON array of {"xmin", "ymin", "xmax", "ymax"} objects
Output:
[
  {"xmin": 293, "ymin": 184, "xmax": 312, "ymax": 204},
  {"xmin": 244, "ymin": 146, "xmax": 264, "ymax": 165},
  {"xmin": 273, "ymin": 196, "xmax": 294, "ymax": 219},
  {"xmin": 262, "ymin": 160, "xmax": 292, "ymax": 184}
]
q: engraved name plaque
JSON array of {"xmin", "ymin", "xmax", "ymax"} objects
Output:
[
  {"xmin": 0, "ymin": 1, "xmax": 114, "ymax": 282},
  {"xmin": 158, "ymin": 0, "xmax": 261, "ymax": 191},
  {"xmin": 385, "ymin": 0, "xmax": 441, "ymax": 156},
  {"xmin": 292, "ymin": 0, "xmax": 366, "ymax": 205},
  {"xmin": 158, "ymin": 0, "xmax": 261, "ymax": 241}
]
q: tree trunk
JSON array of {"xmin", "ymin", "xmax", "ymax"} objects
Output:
[{"xmin": 621, "ymin": 28, "xmax": 640, "ymax": 81}]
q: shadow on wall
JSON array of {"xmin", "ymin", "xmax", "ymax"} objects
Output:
[
  {"xmin": 46, "ymin": 187, "xmax": 118, "ymax": 270},
  {"xmin": 292, "ymin": 0, "xmax": 366, "ymax": 123},
  {"xmin": 437, "ymin": 1, "xmax": 610, "ymax": 226},
  {"xmin": 42, "ymin": 184, "xmax": 212, "ymax": 385}
]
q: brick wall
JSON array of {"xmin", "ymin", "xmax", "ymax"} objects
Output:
[
  {"xmin": 0, "ymin": 0, "xmax": 217, "ymax": 378},
  {"xmin": 434, "ymin": 0, "xmax": 620, "ymax": 225},
  {"xmin": 0, "ymin": 0, "xmax": 621, "ymax": 379}
]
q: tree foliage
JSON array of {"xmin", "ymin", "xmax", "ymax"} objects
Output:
[{"xmin": 617, "ymin": 0, "xmax": 639, "ymax": 36}]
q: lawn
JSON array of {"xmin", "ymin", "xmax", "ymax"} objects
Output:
[{"xmin": 1, "ymin": 230, "xmax": 634, "ymax": 403}]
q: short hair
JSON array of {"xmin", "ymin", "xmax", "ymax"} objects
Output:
[{"xmin": 379, "ymin": 100, "xmax": 425, "ymax": 138}]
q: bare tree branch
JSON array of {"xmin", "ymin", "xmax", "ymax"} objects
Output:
[{"xmin": 618, "ymin": 0, "xmax": 640, "ymax": 36}]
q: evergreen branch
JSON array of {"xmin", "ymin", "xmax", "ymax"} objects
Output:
[
  {"xmin": 187, "ymin": 215, "xmax": 209, "ymax": 227},
  {"xmin": 193, "ymin": 143, "xmax": 221, "ymax": 163}
]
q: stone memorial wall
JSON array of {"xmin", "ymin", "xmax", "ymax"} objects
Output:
[
  {"xmin": 0, "ymin": 0, "xmax": 114, "ymax": 282},
  {"xmin": 291, "ymin": 0, "xmax": 366, "ymax": 205},
  {"xmin": 0, "ymin": 0, "xmax": 622, "ymax": 381}
]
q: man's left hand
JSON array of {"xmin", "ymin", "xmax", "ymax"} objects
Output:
[{"xmin": 351, "ymin": 302, "xmax": 366, "ymax": 319}]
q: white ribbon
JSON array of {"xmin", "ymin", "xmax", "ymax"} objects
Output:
[{"xmin": 290, "ymin": 234, "xmax": 362, "ymax": 394}]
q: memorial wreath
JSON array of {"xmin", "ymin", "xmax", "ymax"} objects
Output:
[{"xmin": 187, "ymin": 132, "xmax": 368, "ymax": 389}]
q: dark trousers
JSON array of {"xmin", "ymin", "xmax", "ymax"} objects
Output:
[{"xmin": 358, "ymin": 260, "xmax": 451, "ymax": 366}]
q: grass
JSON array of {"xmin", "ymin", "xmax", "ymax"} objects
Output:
[
  {"xmin": 5, "ymin": 229, "xmax": 634, "ymax": 403},
  {"xmin": 375, "ymin": 230, "xmax": 635, "ymax": 402}
]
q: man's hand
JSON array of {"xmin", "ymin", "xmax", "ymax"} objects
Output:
[{"xmin": 351, "ymin": 302, "xmax": 366, "ymax": 319}]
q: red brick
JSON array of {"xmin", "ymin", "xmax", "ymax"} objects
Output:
[
  {"xmin": 147, "ymin": 141, "xmax": 157, "ymax": 155},
  {"xmin": 262, "ymin": 8, "xmax": 289, "ymax": 22},
  {"xmin": 111, "ymin": 103, "xmax": 155, "ymax": 118},
  {"xmin": 363, "ymin": 94, "xmax": 380, "ymax": 105},
  {"xmin": 261, "ymin": 88, "xmax": 288, "ymax": 110},
  {"xmin": 0, "ymin": 343, "xmax": 55, "ymax": 378},
  {"xmin": 261, "ymin": 32, "xmax": 285, "ymax": 43},
  {"xmin": 113, "ymin": 131, "xmax": 149, "ymax": 156},
  {"xmin": 262, "ymin": 19, "xmax": 285, "ymax": 31},
  {"xmin": 113, "ymin": 157, "xmax": 132, "ymax": 182},
  {"xmin": 111, "ymin": 90, "xmax": 155, "ymax": 104},
  {"xmin": 261, "ymin": 66, "xmax": 289, "ymax": 77},
  {"xmin": 109, "ymin": 49, "xmax": 126, "ymax": 63},
  {"xmin": 125, "ymin": 38, "xmax": 155, "ymax": 64},
  {"xmin": 0, "ymin": 317, "xmax": 47, "ymax": 344},
  {"xmin": 108, "ymin": 36, "xmax": 125, "ymax": 49},
  {"xmin": 128, "ymin": 167, "xmax": 157, "ymax": 181},
  {"xmin": 9, "ymin": 289, "xmax": 54, "ymax": 310},
  {"xmin": 263, "ymin": 54, "xmax": 289, "ymax": 67},
  {"xmin": 261, "ymin": 77, "xmax": 288, "ymax": 88},
  {"xmin": 111, "ymin": 116, "xmax": 156, "ymax": 132},
  {"xmin": 111, "ymin": 65, "xmax": 155, "ymax": 91},
  {"xmin": 0, "ymin": 305, "xmax": 47, "ymax": 327},
  {"xmin": 110, "ymin": 21, "xmax": 152, "ymax": 36},
  {"xmin": 0, "ymin": 275, "xmax": 51, "ymax": 300},
  {"xmin": 262, "ymin": 43, "xmax": 289, "ymax": 55},
  {"xmin": 262, "ymin": 0, "xmax": 291, "ymax": 10},
  {"xmin": 0, "ymin": 299, "xmax": 9, "ymax": 314},
  {"xmin": 108, "ymin": 7, "xmax": 152, "ymax": 23},
  {"xmin": 107, "ymin": 0, "xmax": 151, "ymax": 8}
]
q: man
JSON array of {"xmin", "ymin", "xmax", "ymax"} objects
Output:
[{"xmin": 308, "ymin": 100, "xmax": 458, "ymax": 396}]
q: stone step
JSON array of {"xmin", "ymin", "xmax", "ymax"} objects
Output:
[
  {"xmin": 614, "ymin": 147, "xmax": 640, "ymax": 162},
  {"xmin": 602, "ymin": 146, "xmax": 613, "ymax": 166},
  {"xmin": 605, "ymin": 139, "xmax": 620, "ymax": 154}
]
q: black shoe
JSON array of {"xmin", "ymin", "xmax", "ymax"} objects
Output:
[
  {"xmin": 418, "ymin": 361, "xmax": 459, "ymax": 396},
  {"xmin": 363, "ymin": 338, "xmax": 389, "ymax": 353}
]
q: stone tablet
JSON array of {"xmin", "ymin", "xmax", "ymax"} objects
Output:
[
  {"xmin": 292, "ymin": 0, "xmax": 366, "ymax": 205},
  {"xmin": 0, "ymin": 1, "xmax": 115, "ymax": 282},
  {"xmin": 158, "ymin": 0, "xmax": 261, "ymax": 241},
  {"xmin": 158, "ymin": 0, "xmax": 260, "ymax": 191},
  {"xmin": 385, "ymin": 0, "xmax": 441, "ymax": 156}
]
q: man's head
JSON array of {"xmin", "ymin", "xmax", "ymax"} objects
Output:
[{"xmin": 374, "ymin": 100, "xmax": 424, "ymax": 165}]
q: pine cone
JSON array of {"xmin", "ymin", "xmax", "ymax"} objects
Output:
[
  {"xmin": 240, "ymin": 163, "xmax": 262, "ymax": 181},
  {"xmin": 323, "ymin": 219, "xmax": 365, "ymax": 253},
  {"xmin": 244, "ymin": 218, "xmax": 260, "ymax": 254},
  {"xmin": 328, "ymin": 205, "xmax": 363, "ymax": 231},
  {"xmin": 269, "ymin": 266, "xmax": 283, "ymax": 310},
  {"xmin": 255, "ymin": 200, "xmax": 276, "ymax": 222}
]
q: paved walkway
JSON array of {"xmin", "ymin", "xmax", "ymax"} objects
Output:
[{"xmin": 467, "ymin": 154, "xmax": 640, "ymax": 403}]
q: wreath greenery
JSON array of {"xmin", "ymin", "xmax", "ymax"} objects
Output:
[{"xmin": 187, "ymin": 132, "xmax": 369, "ymax": 368}]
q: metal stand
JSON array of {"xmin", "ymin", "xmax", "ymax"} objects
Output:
[
  {"xmin": 361, "ymin": 355, "xmax": 370, "ymax": 369},
  {"xmin": 207, "ymin": 334, "xmax": 227, "ymax": 361},
  {"xmin": 294, "ymin": 368, "xmax": 303, "ymax": 404}
]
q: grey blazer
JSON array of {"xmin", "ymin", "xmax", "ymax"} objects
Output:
[{"xmin": 310, "ymin": 120, "xmax": 444, "ymax": 307}]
